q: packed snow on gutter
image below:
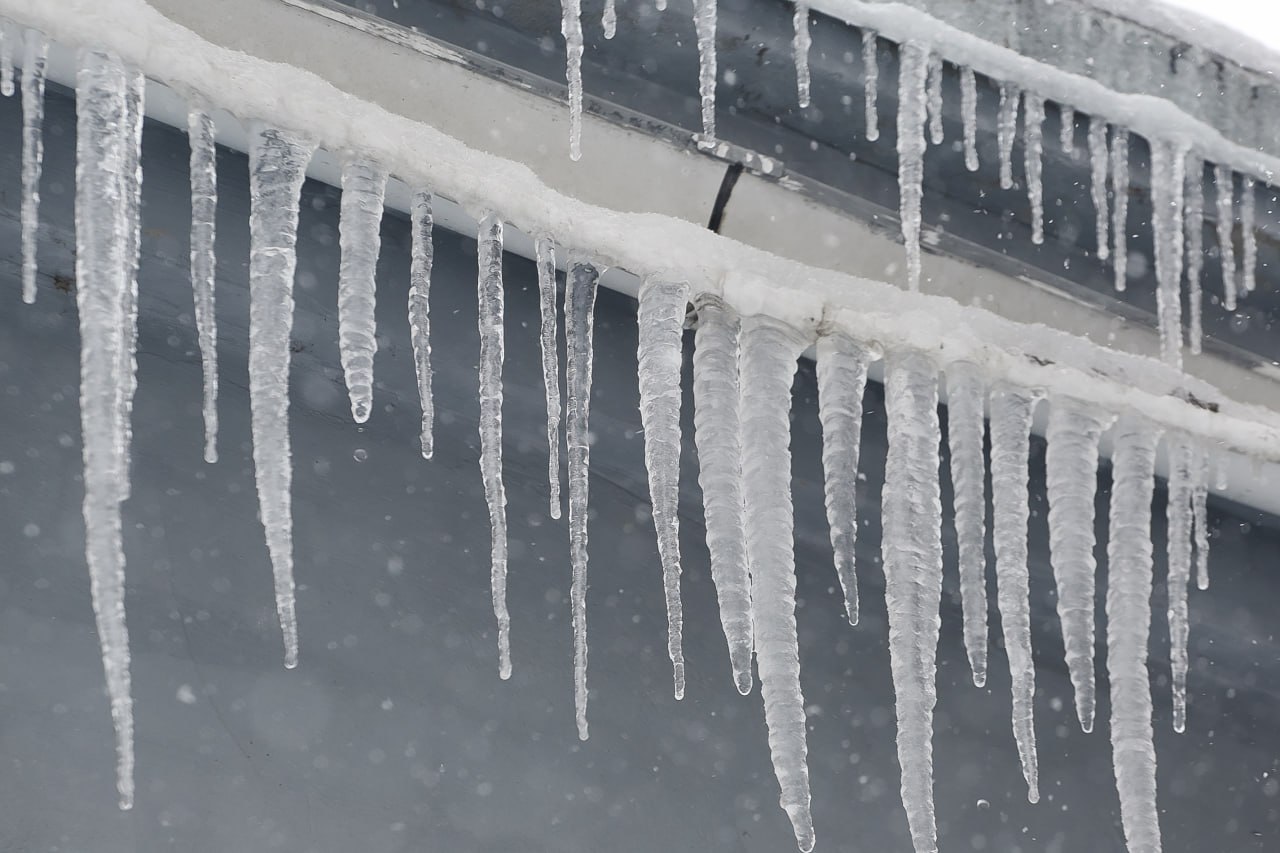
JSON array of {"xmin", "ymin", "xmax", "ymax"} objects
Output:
[{"xmin": 1094, "ymin": 0, "xmax": 1280, "ymax": 78}]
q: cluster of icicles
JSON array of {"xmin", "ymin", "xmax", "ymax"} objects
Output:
[
  {"xmin": 18, "ymin": 38, "xmax": 1219, "ymax": 853},
  {"xmin": 557, "ymin": 1, "xmax": 1265, "ymax": 371}
]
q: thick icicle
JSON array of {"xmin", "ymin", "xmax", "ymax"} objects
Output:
[
  {"xmin": 566, "ymin": 260, "xmax": 599, "ymax": 741},
  {"xmin": 1165, "ymin": 433, "xmax": 1194, "ymax": 734},
  {"xmin": 1241, "ymin": 176, "xmax": 1256, "ymax": 294},
  {"xmin": 637, "ymin": 277, "xmax": 691, "ymax": 700},
  {"xmin": 1106, "ymin": 416, "xmax": 1163, "ymax": 853},
  {"xmin": 247, "ymin": 124, "xmax": 316, "ymax": 670},
  {"xmin": 862, "ymin": 29, "xmax": 879, "ymax": 142},
  {"xmin": 1023, "ymin": 92, "xmax": 1046, "ymax": 245},
  {"xmin": 926, "ymin": 51, "xmax": 944, "ymax": 145},
  {"xmin": 792, "ymin": 1, "xmax": 811, "ymax": 109},
  {"xmin": 409, "ymin": 190, "xmax": 435, "ymax": 459},
  {"xmin": 19, "ymin": 28, "xmax": 48, "ymax": 304},
  {"xmin": 1150, "ymin": 140, "xmax": 1186, "ymax": 369},
  {"xmin": 1059, "ymin": 104, "xmax": 1075, "ymax": 155},
  {"xmin": 602, "ymin": 0, "xmax": 616, "ymax": 39},
  {"xmin": 1184, "ymin": 154, "xmax": 1205, "ymax": 354},
  {"xmin": 945, "ymin": 362, "xmax": 989, "ymax": 688},
  {"xmin": 960, "ymin": 65, "xmax": 978, "ymax": 171},
  {"xmin": 1045, "ymin": 397, "xmax": 1112, "ymax": 732},
  {"xmin": 560, "ymin": 0, "xmax": 584, "ymax": 161},
  {"xmin": 0, "ymin": 23, "xmax": 14, "ymax": 98},
  {"xmin": 337, "ymin": 158, "xmax": 387, "ymax": 423},
  {"xmin": 740, "ymin": 315, "xmax": 813, "ymax": 853},
  {"xmin": 1214, "ymin": 165, "xmax": 1237, "ymax": 311},
  {"xmin": 1111, "ymin": 128, "xmax": 1131, "ymax": 291},
  {"xmin": 694, "ymin": 0, "xmax": 717, "ymax": 140},
  {"xmin": 997, "ymin": 83, "xmax": 1019, "ymax": 190},
  {"xmin": 816, "ymin": 331, "xmax": 871, "ymax": 626},
  {"xmin": 1089, "ymin": 116, "xmax": 1110, "ymax": 261},
  {"xmin": 692, "ymin": 294, "xmax": 753, "ymax": 694},
  {"xmin": 1192, "ymin": 444, "xmax": 1210, "ymax": 591},
  {"xmin": 988, "ymin": 384, "xmax": 1040, "ymax": 803},
  {"xmin": 476, "ymin": 213, "xmax": 510, "ymax": 680},
  {"xmin": 897, "ymin": 41, "xmax": 929, "ymax": 293},
  {"xmin": 535, "ymin": 236, "xmax": 562, "ymax": 517},
  {"xmin": 881, "ymin": 351, "xmax": 944, "ymax": 853},
  {"xmin": 188, "ymin": 106, "xmax": 219, "ymax": 464},
  {"xmin": 75, "ymin": 48, "xmax": 137, "ymax": 813}
]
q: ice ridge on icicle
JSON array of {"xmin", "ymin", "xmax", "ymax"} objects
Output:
[
  {"xmin": 960, "ymin": 65, "xmax": 978, "ymax": 171},
  {"xmin": 882, "ymin": 351, "xmax": 944, "ymax": 853},
  {"xmin": 740, "ymin": 314, "xmax": 814, "ymax": 853},
  {"xmin": 862, "ymin": 29, "xmax": 879, "ymax": 142},
  {"xmin": 637, "ymin": 277, "xmax": 690, "ymax": 699},
  {"xmin": 535, "ymin": 236, "xmax": 562, "ymax": 517},
  {"xmin": 926, "ymin": 51, "xmax": 944, "ymax": 146},
  {"xmin": 989, "ymin": 383, "xmax": 1040, "ymax": 803},
  {"xmin": 560, "ymin": 0, "xmax": 584, "ymax": 161},
  {"xmin": 337, "ymin": 157, "xmax": 387, "ymax": 423},
  {"xmin": 1111, "ymin": 127, "xmax": 1130, "ymax": 291},
  {"xmin": 1184, "ymin": 154, "xmax": 1205, "ymax": 354},
  {"xmin": 1150, "ymin": 140, "xmax": 1186, "ymax": 369},
  {"xmin": 476, "ymin": 212, "xmax": 511, "ymax": 680},
  {"xmin": 1023, "ymin": 93, "xmax": 1045, "ymax": 245},
  {"xmin": 409, "ymin": 190, "xmax": 435, "ymax": 459},
  {"xmin": 945, "ymin": 362, "xmax": 989, "ymax": 687},
  {"xmin": 247, "ymin": 123, "xmax": 316, "ymax": 670},
  {"xmin": 20, "ymin": 28, "xmax": 48, "ymax": 305},
  {"xmin": 1088, "ymin": 115, "xmax": 1109, "ymax": 261},
  {"xmin": 1214, "ymin": 165, "xmax": 1237, "ymax": 311},
  {"xmin": 1045, "ymin": 397, "xmax": 1112, "ymax": 732},
  {"xmin": 188, "ymin": 105, "xmax": 219, "ymax": 464},
  {"xmin": 1165, "ymin": 433, "xmax": 1194, "ymax": 734},
  {"xmin": 114, "ymin": 69, "xmax": 144, "ymax": 504},
  {"xmin": 691, "ymin": 294, "xmax": 753, "ymax": 694},
  {"xmin": 694, "ymin": 0, "xmax": 717, "ymax": 140},
  {"xmin": 1106, "ymin": 416, "xmax": 1163, "ymax": 853},
  {"xmin": 997, "ymin": 83, "xmax": 1019, "ymax": 190},
  {"xmin": 897, "ymin": 41, "xmax": 929, "ymax": 293},
  {"xmin": 792, "ymin": 1, "xmax": 811, "ymax": 109}
]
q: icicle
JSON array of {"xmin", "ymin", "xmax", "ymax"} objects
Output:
[
  {"xmin": 740, "ymin": 315, "xmax": 813, "ymax": 853},
  {"xmin": 881, "ymin": 351, "xmax": 944, "ymax": 853},
  {"xmin": 476, "ymin": 212, "xmax": 510, "ymax": 680},
  {"xmin": 113, "ymin": 69, "xmax": 144, "ymax": 506},
  {"xmin": 997, "ymin": 83, "xmax": 1019, "ymax": 191},
  {"xmin": 188, "ymin": 106, "xmax": 219, "ymax": 464},
  {"xmin": 897, "ymin": 41, "xmax": 929, "ymax": 293},
  {"xmin": 1089, "ymin": 116, "xmax": 1110, "ymax": 261},
  {"xmin": 989, "ymin": 383, "xmax": 1040, "ymax": 803},
  {"xmin": 637, "ymin": 277, "xmax": 690, "ymax": 700},
  {"xmin": 1184, "ymin": 154, "xmax": 1205, "ymax": 354},
  {"xmin": 1023, "ymin": 92, "xmax": 1045, "ymax": 245},
  {"xmin": 535, "ymin": 236, "xmax": 562, "ymax": 516},
  {"xmin": 1241, "ymin": 176, "xmax": 1256, "ymax": 294},
  {"xmin": 792, "ymin": 1, "xmax": 811, "ymax": 109},
  {"xmin": 1059, "ymin": 104, "xmax": 1075, "ymax": 155},
  {"xmin": 694, "ymin": 0, "xmax": 717, "ymax": 140},
  {"xmin": 0, "ymin": 22, "xmax": 14, "ymax": 98},
  {"xmin": 816, "ymin": 330, "xmax": 872, "ymax": 626},
  {"xmin": 657, "ymin": 0, "xmax": 667, "ymax": 9},
  {"xmin": 862, "ymin": 29, "xmax": 879, "ymax": 142},
  {"xmin": 926, "ymin": 51, "xmax": 944, "ymax": 146},
  {"xmin": 602, "ymin": 0, "xmax": 617, "ymax": 39},
  {"xmin": 409, "ymin": 190, "xmax": 434, "ymax": 459},
  {"xmin": 1106, "ymin": 416, "xmax": 1164, "ymax": 853},
  {"xmin": 692, "ymin": 294, "xmax": 753, "ymax": 695},
  {"xmin": 75, "ymin": 48, "xmax": 137, "ymax": 813},
  {"xmin": 1192, "ymin": 443, "xmax": 1210, "ymax": 591},
  {"xmin": 247, "ymin": 123, "xmax": 316, "ymax": 670},
  {"xmin": 567, "ymin": 259, "xmax": 599, "ymax": 741},
  {"xmin": 560, "ymin": 0, "xmax": 584, "ymax": 161},
  {"xmin": 1166, "ymin": 433, "xmax": 1194, "ymax": 734},
  {"xmin": 1150, "ymin": 140, "xmax": 1187, "ymax": 370},
  {"xmin": 1045, "ymin": 397, "xmax": 1113, "ymax": 733},
  {"xmin": 945, "ymin": 362, "xmax": 989, "ymax": 688},
  {"xmin": 337, "ymin": 158, "xmax": 387, "ymax": 423},
  {"xmin": 19, "ymin": 28, "xmax": 48, "ymax": 304},
  {"xmin": 960, "ymin": 65, "xmax": 978, "ymax": 172},
  {"xmin": 1111, "ymin": 128, "xmax": 1130, "ymax": 291},
  {"xmin": 1215, "ymin": 166, "xmax": 1237, "ymax": 311}
]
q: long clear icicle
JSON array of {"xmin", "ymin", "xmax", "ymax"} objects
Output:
[
  {"xmin": 1024, "ymin": 93, "xmax": 1046, "ymax": 244},
  {"xmin": 882, "ymin": 351, "xmax": 944, "ymax": 853},
  {"xmin": 862, "ymin": 29, "xmax": 879, "ymax": 142},
  {"xmin": 925, "ymin": 51, "xmax": 944, "ymax": 145},
  {"xmin": 337, "ymin": 158, "xmax": 387, "ymax": 423},
  {"xmin": 1111, "ymin": 127, "xmax": 1131, "ymax": 291},
  {"xmin": 20, "ymin": 28, "xmax": 48, "ymax": 304},
  {"xmin": 476, "ymin": 213, "xmax": 510, "ymax": 680},
  {"xmin": 740, "ymin": 315, "xmax": 813, "ymax": 853},
  {"xmin": 1166, "ymin": 433, "xmax": 1194, "ymax": 734},
  {"xmin": 637, "ymin": 277, "xmax": 690, "ymax": 700},
  {"xmin": 816, "ymin": 331, "xmax": 871, "ymax": 626},
  {"xmin": 76, "ymin": 48, "xmax": 136, "ymax": 813},
  {"xmin": 1045, "ymin": 397, "xmax": 1112, "ymax": 732},
  {"xmin": 602, "ymin": 0, "xmax": 617, "ymax": 39},
  {"xmin": 535, "ymin": 236, "xmax": 562, "ymax": 517},
  {"xmin": 1089, "ymin": 116, "xmax": 1110, "ymax": 261},
  {"xmin": 409, "ymin": 190, "xmax": 434, "ymax": 459},
  {"xmin": 560, "ymin": 0, "xmax": 584, "ymax": 161},
  {"xmin": 247, "ymin": 124, "xmax": 316, "ymax": 670},
  {"xmin": 188, "ymin": 106, "xmax": 219, "ymax": 464},
  {"xmin": 792, "ymin": 1, "xmax": 811, "ymax": 109},
  {"xmin": 692, "ymin": 294, "xmax": 753, "ymax": 694},
  {"xmin": 997, "ymin": 83, "xmax": 1019, "ymax": 190},
  {"xmin": 945, "ymin": 362, "xmax": 989, "ymax": 688},
  {"xmin": 567, "ymin": 260, "xmax": 599, "ymax": 741},
  {"xmin": 989, "ymin": 384, "xmax": 1039, "ymax": 803},
  {"xmin": 960, "ymin": 65, "xmax": 978, "ymax": 172},
  {"xmin": 897, "ymin": 41, "xmax": 929, "ymax": 293},
  {"xmin": 1059, "ymin": 104, "xmax": 1075, "ymax": 155},
  {"xmin": 1215, "ymin": 165, "xmax": 1237, "ymax": 311},
  {"xmin": 1241, "ymin": 175, "xmax": 1257, "ymax": 294},
  {"xmin": 1150, "ymin": 140, "xmax": 1187, "ymax": 369},
  {"xmin": 1184, "ymin": 154, "xmax": 1205, "ymax": 354},
  {"xmin": 694, "ymin": 0, "xmax": 717, "ymax": 140},
  {"xmin": 1106, "ymin": 416, "xmax": 1163, "ymax": 853},
  {"xmin": 1192, "ymin": 444, "xmax": 1210, "ymax": 591}
]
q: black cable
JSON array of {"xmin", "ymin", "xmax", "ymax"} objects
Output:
[{"xmin": 707, "ymin": 161, "xmax": 744, "ymax": 234}]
